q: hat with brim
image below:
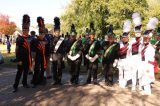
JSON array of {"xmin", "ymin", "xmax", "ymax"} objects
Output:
[
  {"xmin": 134, "ymin": 25, "xmax": 142, "ymax": 33},
  {"xmin": 122, "ymin": 32, "xmax": 129, "ymax": 37},
  {"xmin": 108, "ymin": 32, "xmax": 116, "ymax": 38},
  {"xmin": 143, "ymin": 30, "xmax": 152, "ymax": 38}
]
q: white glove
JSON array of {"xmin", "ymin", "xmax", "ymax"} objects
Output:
[
  {"xmin": 72, "ymin": 54, "xmax": 80, "ymax": 61},
  {"xmin": 113, "ymin": 59, "xmax": 118, "ymax": 67},
  {"xmin": 90, "ymin": 54, "xmax": 99, "ymax": 63},
  {"xmin": 68, "ymin": 55, "xmax": 73, "ymax": 61},
  {"xmin": 68, "ymin": 54, "xmax": 80, "ymax": 61},
  {"xmin": 85, "ymin": 54, "xmax": 89, "ymax": 59},
  {"xmin": 50, "ymin": 58, "xmax": 53, "ymax": 62}
]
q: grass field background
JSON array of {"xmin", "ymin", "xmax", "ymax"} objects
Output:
[
  {"xmin": 0, "ymin": 44, "xmax": 16, "ymax": 53},
  {"xmin": 0, "ymin": 44, "xmax": 16, "ymax": 67}
]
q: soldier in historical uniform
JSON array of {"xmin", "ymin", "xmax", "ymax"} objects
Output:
[
  {"xmin": 82, "ymin": 28, "xmax": 90, "ymax": 70},
  {"xmin": 114, "ymin": 20, "xmax": 132, "ymax": 88},
  {"xmin": 13, "ymin": 14, "xmax": 32, "ymax": 92},
  {"xmin": 67, "ymin": 24, "xmax": 83, "ymax": 84},
  {"xmin": 130, "ymin": 13, "xmax": 143, "ymax": 91},
  {"xmin": 50, "ymin": 17, "xmax": 65, "ymax": 85},
  {"xmin": 84, "ymin": 22, "xmax": 101, "ymax": 84},
  {"xmin": 31, "ymin": 17, "xmax": 47, "ymax": 87},
  {"xmin": 102, "ymin": 25, "xmax": 119, "ymax": 86},
  {"xmin": 139, "ymin": 17, "xmax": 158, "ymax": 95}
]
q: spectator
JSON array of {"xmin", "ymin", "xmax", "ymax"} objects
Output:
[{"xmin": 6, "ymin": 36, "xmax": 11, "ymax": 53}]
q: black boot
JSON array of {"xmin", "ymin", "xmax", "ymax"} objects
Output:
[
  {"xmin": 52, "ymin": 81, "xmax": 58, "ymax": 85},
  {"xmin": 13, "ymin": 85, "xmax": 18, "ymax": 93},
  {"xmin": 75, "ymin": 78, "xmax": 79, "ymax": 85},
  {"xmin": 23, "ymin": 84, "xmax": 30, "ymax": 88}
]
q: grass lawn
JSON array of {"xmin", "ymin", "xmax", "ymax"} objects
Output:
[
  {"xmin": 0, "ymin": 43, "xmax": 16, "ymax": 53},
  {"xmin": 0, "ymin": 52, "xmax": 17, "ymax": 68},
  {"xmin": 0, "ymin": 43, "xmax": 16, "ymax": 68}
]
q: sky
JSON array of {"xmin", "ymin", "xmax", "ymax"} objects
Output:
[{"xmin": 0, "ymin": 0, "xmax": 71, "ymax": 29}]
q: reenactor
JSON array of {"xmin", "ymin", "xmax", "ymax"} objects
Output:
[
  {"xmin": 13, "ymin": 14, "xmax": 32, "ymax": 92},
  {"xmin": 50, "ymin": 17, "xmax": 65, "ymax": 85},
  {"xmin": 67, "ymin": 24, "xmax": 83, "ymax": 84}
]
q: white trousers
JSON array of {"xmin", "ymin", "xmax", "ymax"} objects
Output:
[
  {"xmin": 130, "ymin": 55, "xmax": 142, "ymax": 88},
  {"xmin": 118, "ymin": 59, "xmax": 131, "ymax": 88}
]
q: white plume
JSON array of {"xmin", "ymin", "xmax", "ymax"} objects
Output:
[
  {"xmin": 123, "ymin": 20, "xmax": 131, "ymax": 33},
  {"xmin": 132, "ymin": 12, "xmax": 141, "ymax": 26},
  {"xmin": 147, "ymin": 17, "xmax": 159, "ymax": 30}
]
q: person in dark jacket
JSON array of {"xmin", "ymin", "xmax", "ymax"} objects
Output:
[
  {"xmin": 50, "ymin": 17, "xmax": 66, "ymax": 85},
  {"xmin": 102, "ymin": 25, "xmax": 119, "ymax": 86},
  {"xmin": 67, "ymin": 24, "xmax": 83, "ymax": 84},
  {"xmin": 13, "ymin": 14, "xmax": 32, "ymax": 92},
  {"xmin": 84, "ymin": 22, "xmax": 101, "ymax": 84},
  {"xmin": 31, "ymin": 17, "xmax": 47, "ymax": 87}
]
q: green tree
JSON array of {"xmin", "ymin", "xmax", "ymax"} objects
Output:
[
  {"xmin": 107, "ymin": 0, "xmax": 148, "ymax": 34},
  {"xmin": 45, "ymin": 23, "xmax": 53, "ymax": 31},
  {"xmin": 61, "ymin": 0, "xmax": 151, "ymax": 37}
]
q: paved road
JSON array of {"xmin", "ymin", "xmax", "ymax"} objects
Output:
[{"xmin": 0, "ymin": 67, "xmax": 160, "ymax": 106}]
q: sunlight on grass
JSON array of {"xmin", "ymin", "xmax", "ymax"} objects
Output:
[
  {"xmin": 1, "ymin": 52, "xmax": 16, "ymax": 68},
  {"xmin": 0, "ymin": 44, "xmax": 16, "ymax": 53}
]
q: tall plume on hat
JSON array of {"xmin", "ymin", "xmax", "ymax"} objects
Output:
[
  {"xmin": 90, "ymin": 21, "xmax": 95, "ymax": 31},
  {"xmin": 132, "ymin": 12, "xmax": 141, "ymax": 26},
  {"xmin": 123, "ymin": 20, "xmax": 131, "ymax": 33},
  {"xmin": 132, "ymin": 12, "xmax": 142, "ymax": 32},
  {"xmin": 122, "ymin": 20, "xmax": 131, "ymax": 37},
  {"xmin": 107, "ymin": 24, "xmax": 116, "ymax": 38},
  {"xmin": 22, "ymin": 14, "xmax": 30, "ymax": 31},
  {"xmin": 108, "ymin": 24, "xmax": 113, "ymax": 34},
  {"xmin": 85, "ymin": 28, "xmax": 89, "ymax": 35},
  {"xmin": 70, "ymin": 24, "xmax": 77, "ymax": 35},
  {"xmin": 54, "ymin": 17, "xmax": 60, "ymax": 31},
  {"xmin": 89, "ymin": 21, "xmax": 95, "ymax": 35},
  {"xmin": 146, "ymin": 17, "xmax": 159, "ymax": 30},
  {"xmin": 144, "ymin": 17, "xmax": 159, "ymax": 37},
  {"xmin": 37, "ymin": 16, "xmax": 45, "ymax": 34}
]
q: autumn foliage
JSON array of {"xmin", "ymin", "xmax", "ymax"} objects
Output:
[{"xmin": 0, "ymin": 14, "xmax": 16, "ymax": 35}]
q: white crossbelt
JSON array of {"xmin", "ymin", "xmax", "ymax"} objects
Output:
[{"xmin": 54, "ymin": 37, "xmax": 64, "ymax": 53}]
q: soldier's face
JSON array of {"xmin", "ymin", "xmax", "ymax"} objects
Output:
[
  {"xmin": 143, "ymin": 37, "xmax": 150, "ymax": 44},
  {"xmin": 122, "ymin": 37, "xmax": 128, "ymax": 43},
  {"xmin": 108, "ymin": 36, "xmax": 114, "ymax": 43},
  {"xmin": 86, "ymin": 35, "xmax": 89, "ymax": 39},
  {"xmin": 54, "ymin": 30, "xmax": 60, "ymax": 36},
  {"xmin": 23, "ymin": 30, "xmax": 29, "ymax": 36},
  {"xmin": 90, "ymin": 34, "xmax": 95, "ymax": 41},
  {"xmin": 39, "ymin": 34, "xmax": 45, "ymax": 40},
  {"xmin": 135, "ymin": 32, "xmax": 141, "ymax": 37},
  {"xmin": 71, "ymin": 35, "xmax": 76, "ymax": 40}
]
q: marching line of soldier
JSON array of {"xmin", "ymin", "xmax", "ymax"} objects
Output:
[{"xmin": 12, "ymin": 13, "xmax": 160, "ymax": 96}]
